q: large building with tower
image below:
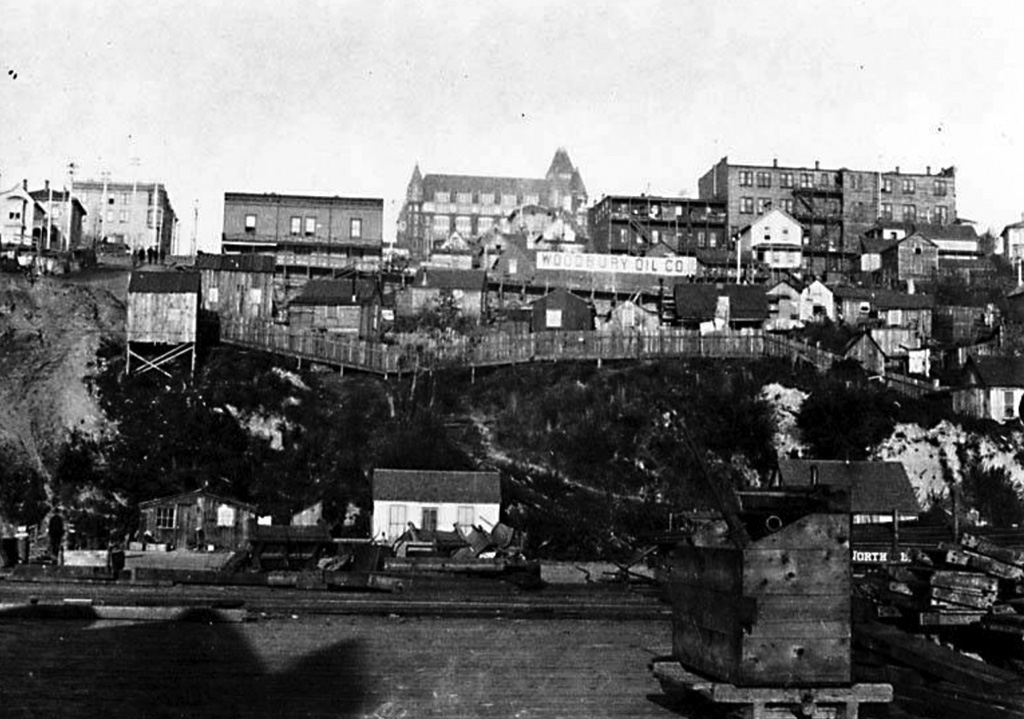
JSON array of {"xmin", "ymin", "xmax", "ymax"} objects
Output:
[
  {"xmin": 396, "ymin": 148, "xmax": 588, "ymax": 261},
  {"xmin": 698, "ymin": 157, "xmax": 957, "ymax": 277}
]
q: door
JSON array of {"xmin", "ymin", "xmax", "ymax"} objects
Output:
[{"xmin": 175, "ymin": 503, "xmax": 195, "ymax": 548}]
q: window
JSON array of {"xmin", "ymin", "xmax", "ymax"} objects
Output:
[
  {"xmin": 708, "ymin": 231, "xmax": 718, "ymax": 248},
  {"xmin": 779, "ymin": 198, "xmax": 794, "ymax": 214},
  {"xmin": 880, "ymin": 203, "xmax": 893, "ymax": 220},
  {"xmin": 697, "ymin": 231, "xmax": 706, "ymax": 248},
  {"xmin": 546, "ymin": 309, "xmax": 563, "ymax": 328},
  {"xmin": 121, "ymin": 192, "xmax": 130, "ymax": 205},
  {"xmin": 304, "ymin": 217, "xmax": 316, "ymax": 236},
  {"xmin": 147, "ymin": 210, "xmax": 155, "ymax": 228},
  {"xmin": 903, "ymin": 204, "xmax": 916, "ymax": 222},
  {"xmin": 935, "ymin": 205, "xmax": 948, "ymax": 223},
  {"xmin": 740, "ymin": 197, "xmax": 754, "ymax": 214},
  {"xmin": 619, "ymin": 228, "xmax": 629, "ymax": 246},
  {"xmin": 421, "ymin": 507, "xmax": 438, "ymax": 532},
  {"xmin": 756, "ymin": 172, "xmax": 772, "ymax": 188},
  {"xmin": 350, "ymin": 218, "xmax": 362, "ymax": 238},
  {"xmin": 388, "ymin": 505, "xmax": 407, "ymax": 538},
  {"xmin": 819, "ymin": 173, "xmax": 830, "ymax": 186},
  {"xmin": 245, "ymin": 214, "xmax": 257, "ymax": 232},
  {"xmin": 434, "ymin": 191, "xmax": 450, "ymax": 204},
  {"xmin": 902, "ymin": 178, "xmax": 916, "ymax": 194},
  {"xmin": 756, "ymin": 198, "xmax": 771, "ymax": 214},
  {"xmin": 1004, "ymin": 391, "xmax": 1016, "ymax": 420},
  {"xmin": 800, "ymin": 173, "xmax": 813, "ymax": 188},
  {"xmin": 933, "ymin": 180, "xmax": 948, "ymax": 196},
  {"xmin": 155, "ymin": 506, "xmax": 175, "ymax": 529},
  {"xmin": 290, "ymin": 216, "xmax": 301, "ymax": 235},
  {"xmin": 119, "ymin": 210, "xmax": 128, "ymax": 223},
  {"xmin": 479, "ymin": 193, "xmax": 494, "ymax": 205},
  {"xmin": 780, "ymin": 173, "xmax": 793, "ymax": 188},
  {"xmin": 507, "ymin": 258, "xmax": 518, "ymax": 274},
  {"xmin": 882, "ymin": 178, "xmax": 894, "ymax": 193},
  {"xmin": 919, "ymin": 207, "xmax": 931, "ymax": 223},
  {"xmin": 523, "ymin": 194, "xmax": 539, "ymax": 205},
  {"xmin": 217, "ymin": 505, "xmax": 235, "ymax": 528},
  {"xmin": 738, "ymin": 170, "xmax": 753, "ymax": 187},
  {"xmin": 500, "ymin": 194, "xmax": 517, "ymax": 207},
  {"xmin": 455, "ymin": 216, "xmax": 472, "ymax": 235},
  {"xmin": 456, "ymin": 192, "xmax": 472, "ymax": 205},
  {"xmin": 8, "ymin": 211, "xmax": 20, "ymax": 221},
  {"xmin": 477, "ymin": 217, "xmax": 494, "ymax": 234},
  {"xmin": 457, "ymin": 506, "xmax": 475, "ymax": 527}
]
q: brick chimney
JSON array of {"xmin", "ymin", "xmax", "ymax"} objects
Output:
[
  {"xmin": 814, "ymin": 160, "xmax": 820, "ymax": 170},
  {"xmin": 773, "ymin": 158, "xmax": 778, "ymax": 168}
]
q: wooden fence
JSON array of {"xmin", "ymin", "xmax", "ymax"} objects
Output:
[{"xmin": 219, "ymin": 319, "xmax": 944, "ymax": 399}]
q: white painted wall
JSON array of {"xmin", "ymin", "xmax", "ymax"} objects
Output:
[{"xmin": 372, "ymin": 500, "xmax": 500, "ymax": 542}]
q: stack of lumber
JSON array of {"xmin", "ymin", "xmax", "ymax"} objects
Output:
[
  {"xmin": 861, "ymin": 532, "xmax": 1024, "ymax": 628},
  {"xmin": 855, "ymin": 620, "xmax": 1024, "ymax": 719}
]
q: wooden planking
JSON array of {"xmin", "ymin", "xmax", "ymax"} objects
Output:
[
  {"xmin": 961, "ymin": 534, "xmax": 1024, "ymax": 569},
  {"xmin": 672, "ymin": 588, "xmax": 849, "ymax": 637},
  {"xmin": 752, "ymin": 513, "xmax": 850, "ymax": 551},
  {"xmin": 672, "ymin": 618, "xmax": 738, "ymax": 684},
  {"xmin": 127, "ymin": 292, "xmax": 197, "ymax": 343},
  {"xmin": 738, "ymin": 635, "xmax": 851, "ymax": 686},
  {"xmin": 742, "ymin": 549, "xmax": 850, "ymax": 596}
]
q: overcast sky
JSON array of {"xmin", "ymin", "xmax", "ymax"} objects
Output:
[{"xmin": 1, "ymin": 0, "xmax": 1022, "ymax": 252}]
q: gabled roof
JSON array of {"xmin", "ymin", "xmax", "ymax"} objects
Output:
[
  {"xmin": 28, "ymin": 189, "xmax": 87, "ymax": 214},
  {"xmin": 830, "ymin": 286, "xmax": 934, "ymax": 310},
  {"xmin": 672, "ymin": 284, "xmax": 718, "ymax": 321},
  {"xmin": 860, "ymin": 237, "xmax": 896, "ymax": 255},
  {"xmin": 195, "ymin": 253, "xmax": 276, "ymax": 273},
  {"xmin": 413, "ymin": 267, "xmax": 487, "ymax": 291},
  {"xmin": 138, "ymin": 488, "xmax": 256, "ymax": 511},
  {"xmin": 777, "ymin": 459, "xmax": 920, "ymax": 515},
  {"xmin": 372, "ymin": 469, "xmax": 501, "ymax": 504},
  {"xmin": 672, "ymin": 283, "xmax": 767, "ymax": 321},
  {"xmin": 291, "ymin": 278, "xmax": 378, "ymax": 306},
  {"xmin": 128, "ymin": 270, "xmax": 200, "ymax": 294},
  {"xmin": 964, "ymin": 357, "xmax": 1024, "ymax": 388},
  {"xmin": 843, "ymin": 331, "xmax": 885, "ymax": 358},
  {"xmin": 913, "ymin": 224, "xmax": 978, "ymax": 242},
  {"xmin": 881, "ymin": 234, "xmax": 937, "ymax": 252}
]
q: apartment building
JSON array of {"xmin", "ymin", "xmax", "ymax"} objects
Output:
[
  {"xmin": 396, "ymin": 148, "xmax": 588, "ymax": 261},
  {"xmin": 587, "ymin": 194, "xmax": 727, "ymax": 256},
  {"xmin": 697, "ymin": 157, "xmax": 957, "ymax": 276},
  {"xmin": 73, "ymin": 179, "xmax": 176, "ymax": 255}
]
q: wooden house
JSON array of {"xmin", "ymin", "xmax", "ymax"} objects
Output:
[
  {"xmin": 531, "ymin": 287, "xmax": 593, "ymax": 331},
  {"xmin": 952, "ymin": 356, "xmax": 1024, "ymax": 423},
  {"xmin": 1005, "ymin": 286, "xmax": 1024, "ymax": 325},
  {"xmin": 739, "ymin": 208, "xmax": 803, "ymax": 272},
  {"xmin": 195, "ymin": 253, "xmax": 276, "ymax": 322},
  {"xmin": 832, "ymin": 287, "xmax": 933, "ymax": 336},
  {"xmin": 776, "ymin": 459, "xmax": 920, "ymax": 525},
  {"xmin": 598, "ymin": 298, "xmax": 661, "ymax": 334},
  {"xmin": 126, "ymin": 270, "xmax": 201, "ymax": 374},
  {"xmin": 799, "ymin": 280, "xmax": 835, "ymax": 322},
  {"xmin": 371, "ymin": 469, "xmax": 501, "ymax": 543},
  {"xmin": 879, "ymin": 234, "xmax": 938, "ymax": 284},
  {"xmin": 399, "ymin": 268, "xmax": 487, "ymax": 320},
  {"xmin": 672, "ymin": 284, "xmax": 767, "ymax": 331},
  {"xmin": 287, "ymin": 277, "xmax": 383, "ymax": 338},
  {"xmin": 765, "ymin": 279, "xmax": 803, "ymax": 331},
  {"xmin": 843, "ymin": 332, "xmax": 887, "ymax": 376},
  {"xmin": 138, "ymin": 489, "xmax": 256, "ymax": 550}
]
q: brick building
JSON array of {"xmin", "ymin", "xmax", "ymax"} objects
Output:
[
  {"xmin": 697, "ymin": 157, "xmax": 957, "ymax": 276},
  {"xmin": 587, "ymin": 194, "xmax": 727, "ymax": 256},
  {"xmin": 221, "ymin": 192, "xmax": 383, "ymax": 274},
  {"xmin": 73, "ymin": 179, "xmax": 176, "ymax": 255},
  {"xmin": 396, "ymin": 148, "xmax": 588, "ymax": 261}
]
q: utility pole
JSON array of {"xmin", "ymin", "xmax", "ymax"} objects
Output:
[
  {"xmin": 65, "ymin": 161, "xmax": 76, "ymax": 253},
  {"xmin": 130, "ymin": 157, "xmax": 140, "ymax": 252},
  {"xmin": 99, "ymin": 170, "xmax": 110, "ymax": 247},
  {"xmin": 152, "ymin": 181, "xmax": 160, "ymax": 255},
  {"xmin": 191, "ymin": 199, "xmax": 199, "ymax": 257}
]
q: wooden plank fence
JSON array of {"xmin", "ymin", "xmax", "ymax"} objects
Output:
[{"xmin": 219, "ymin": 319, "xmax": 943, "ymax": 399}]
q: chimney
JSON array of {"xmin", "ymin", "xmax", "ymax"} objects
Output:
[
  {"xmin": 773, "ymin": 158, "xmax": 778, "ymax": 168},
  {"xmin": 814, "ymin": 160, "xmax": 820, "ymax": 170},
  {"xmin": 926, "ymin": 166, "xmax": 931, "ymax": 175},
  {"xmin": 22, "ymin": 178, "xmax": 28, "ymax": 191},
  {"xmin": 44, "ymin": 179, "xmax": 49, "ymax": 191},
  {"xmin": 895, "ymin": 166, "xmax": 900, "ymax": 174}
]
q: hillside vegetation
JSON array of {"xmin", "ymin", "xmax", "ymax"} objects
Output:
[{"xmin": 1, "ymin": 273, "xmax": 1023, "ymax": 557}]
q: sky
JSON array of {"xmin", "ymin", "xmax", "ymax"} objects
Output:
[{"xmin": 1, "ymin": 0, "xmax": 1023, "ymax": 253}]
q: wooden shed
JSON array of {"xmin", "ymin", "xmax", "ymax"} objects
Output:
[
  {"xmin": 138, "ymin": 489, "xmax": 256, "ymax": 551},
  {"xmin": 667, "ymin": 503, "xmax": 852, "ymax": 687},
  {"xmin": 195, "ymin": 253, "xmax": 276, "ymax": 322},
  {"xmin": 287, "ymin": 277, "xmax": 383, "ymax": 338},
  {"xmin": 126, "ymin": 271, "xmax": 201, "ymax": 375},
  {"xmin": 531, "ymin": 288, "xmax": 593, "ymax": 331}
]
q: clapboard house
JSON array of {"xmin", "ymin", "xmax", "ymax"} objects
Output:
[
  {"xmin": 287, "ymin": 277, "xmax": 386, "ymax": 338},
  {"xmin": 126, "ymin": 271, "xmax": 200, "ymax": 375},
  {"xmin": 371, "ymin": 469, "xmax": 501, "ymax": 543},
  {"xmin": 531, "ymin": 287, "xmax": 593, "ymax": 331},
  {"xmin": 195, "ymin": 253, "xmax": 276, "ymax": 322},
  {"xmin": 138, "ymin": 489, "xmax": 256, "ymax": 551}
]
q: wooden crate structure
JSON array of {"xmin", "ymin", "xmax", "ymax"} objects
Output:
[
  {"xmin": 668, "ymin": 512, "xmax": 852, "ymax": 687},
  {"xmin": 126, "ymin": 270, "xmax": 200, "ymax": 375}
]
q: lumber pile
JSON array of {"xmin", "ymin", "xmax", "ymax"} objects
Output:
[
  {"xmin": 856, "ymin": 621, "xmax": 1024, "ymax": 719},
  {"xmin": 861, "ymin": 532, "xmax": 1024, "ymax": 628}
]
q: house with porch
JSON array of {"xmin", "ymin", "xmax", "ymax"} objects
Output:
[
  {"xmin": 952, "ymin": 357, "xmax": 1024, "ymax": 424},
  {"xmin": 371, "ymin": 469, "xmax": 501, "ymax": 543}
]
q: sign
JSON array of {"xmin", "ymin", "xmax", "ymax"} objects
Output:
[
  {"xmin": 852, "ymin": 549, "xmax": 912, "ymax": 564},
  {"xmin": 536, "ymin": 251, "xmax": 698, "ymax": 277}
]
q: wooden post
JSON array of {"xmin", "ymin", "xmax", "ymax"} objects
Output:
[{"xmin": 891, "ymin": 507, "xmax": 900, "ymax": 562}]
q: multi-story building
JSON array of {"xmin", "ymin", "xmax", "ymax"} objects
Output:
[
  {"xmin": 587, "ymin": 194, "xmax": 728, "ymax": 256},
  {"xmin": 73, "ymin": 179, "xmax": 176, "ymax": 255},
  {"xmin": 1, "ymin": 181, "xmax": 49, "ymax": 250},
  {"xmin": 396, "ymin": 147, "xmax": 588, "ymax": 261},
  {"xmin": 697, "ymin": 157, "xmax": 957, "ymax": 276},
  {"xmin": 221, "ymin": 192, "xmax": 383, "ymax": 274}
]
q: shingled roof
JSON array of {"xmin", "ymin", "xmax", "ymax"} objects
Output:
[
  {"xmin": 777, "ymin": 459, "xmax": 920, "ymax": 515},
  {"xmin": 372, "ymin": 469, "xmax": 501, "ymax": 504},
  {"xmin": 128, "ymin": 271, "xmax": 200, "ymax": 294},
  {"xmin": 194, "ymin": 253, "xmax": 276, "ymax": 273},
  {"xmin": 672, "ymin": 284, "xmax": 768, "ymax": 322},
  {"xmin": 964, "ymin": 357, "xmax": 1024, "ymax": 388},
  {"xmin": 291, "ymin": 278, "xmax": 378, "ymax": 306}
]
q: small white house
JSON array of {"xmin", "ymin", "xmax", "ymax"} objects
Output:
[
  {"xmin": 952, "ymin": 357, "xmax": 1024, "ymax": 424},
  {"xmin": 740, "ymin": 209, "xmax": 803, "ymax": 271},
  {"xmin": 799, "ymin": 280, "xmax": 836, "ymax": 322},
  {"xmin": 371, "ymin": 469, "xmax": 501, "ymax": 543}
]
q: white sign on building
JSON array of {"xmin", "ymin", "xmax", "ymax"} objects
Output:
[{"xmin": 536, "ymin": 251, "xmax": 698, "ymax": 277}]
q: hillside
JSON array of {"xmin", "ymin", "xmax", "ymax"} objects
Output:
[{"xmin": 1, "ymin": 271, "xmax": 1023, "ymax": 556}]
